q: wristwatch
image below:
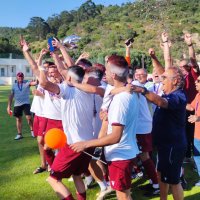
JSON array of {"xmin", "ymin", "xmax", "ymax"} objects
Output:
[{"xmin": 141, "ymin": 87, "xmax": 149, "ymax": 96}]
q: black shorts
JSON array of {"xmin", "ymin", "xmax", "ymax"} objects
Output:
[
  {"xmin": 14, "ymin": 104, "xmax": 31, "ymax": 117},
  {"xmin": 157, "ymin": 145, "xmax": 186, "ymax": 184}
]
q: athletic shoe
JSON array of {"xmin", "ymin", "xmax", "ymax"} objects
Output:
[
  {"xmin": 144, "ymin": 188, "xmax": 160, "ymax": 197},
  {"xmin": 96, "ymin": 186, "xmax": 114, "ymax": 200},
  {"xmin": 14, "ymin": 134, "xmax": 23, "ymax": 140},
  {"xmin": 31, "ymin": 130, "xmax": 35, "ymax": 138},
  {"xmin": 195, "ymin": 180, "xmax": 200, "ymax": 186},
  {"xmin": 131, "ymin": 171, "xmax": 143, "ymax": 179}
]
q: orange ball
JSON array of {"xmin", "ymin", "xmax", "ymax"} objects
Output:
[{"xmin": 45, "ymin": 128, "xmax": 67, "ymax": 149}]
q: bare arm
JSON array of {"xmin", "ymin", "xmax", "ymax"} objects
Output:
[
  {"xmin": 20, "ymin": 37, "xmax": 40, "ymax": 78},
  {"xmin": 52, "ymin": 38, "xmax": 74, "ymax": 67},
  {"xmin": 125, "ymin": 39, "xmax": 133, "ymax": 67},
  {"xmin": 161, "ymin": 32, "xmax": 172, "ymax": 70},
  {"xmin": 75, "ymin": 52, "xmax": 90, "ymax": 65},
  {"xmin": 70, "ymin": 125, "xmax": 124, "ymax": 152},
  {"xmin": 39, "ymin": 67, "xmax": 60, "ymax": 95},
  {"xmin": 51, "ymin": 52, "xmax": 68, "ymax": 80},
  {"xmin": 72, "ymin": 82, "xmax": 105, "ymax": 97},
  {"xmin": 98, "ymin": 118, "xmax": 108, "ymax": 138},
  {"xmin": 133, "ymin": 86, "xmax": 168, "ymax": 108},
  {"xmin": 184, "ymin": 33, "xmax": 199, "ymax": 72},
  {"xmin": 148, "ymin": 48, "xmax": 165, "ymax": 75},
  {"xmin": 186, "ymin": 103, "xmax": 194, "ymax": 111},
  {"xmin": 7, "ymin": 92, "xmax": 14, "ymax": 114},
  {"xmin": 37, "ymin": 48, "xmax": 49, "ymax": 67}
]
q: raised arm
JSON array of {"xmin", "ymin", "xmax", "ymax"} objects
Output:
[
  {"xmin": 148, "ymin": 48, "xmax": 164, "ymax": 75},
  {"xmin": 52, "ymin": 38, "xmax": 74, "ymax": 67},
  {"xmin": 161, "ymin": 32, "xmax": 172, "ymax": 70},
  {"xmin": 72, "ymin": 82, "xmax": 105, "ymax": 97},
  {"xmin": 39, "ymin": 67, "xmax": 60, "ymax": 95},
  {"xmin": 51, "ymin": 52, "xmax": 68, "ymax": 80},
  {"xmin": 184, "ymin": 33, "xmax": 199, "ymax": 72},
  {"xmin": 37, "ymin": 48, "xmax": 49, "ymax": 67},
  {"xmin": 75, "ymin": 52, "xmax": 90, "ymax": 65},
  {"xmin": 20, "ymin": 37, "xmax": 40, "ymax": 78},
  {"xmin": 124, "ymin": 38, "xmax": 133, "ymax": 67}
]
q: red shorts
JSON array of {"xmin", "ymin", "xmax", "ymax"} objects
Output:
[
  {"xmin": 33, "ymin": 115, "xmax": 47, "ymax": 137},
  {"xmin": 50, "ymin": 145, "xmax": 94, "ymax": 180},
  {"xmin": 108, "ymin": 159, "xmax": 134, "ymax": 191},
  {"xmin": 136, "ymin": 133, "xmax": 152, "ymax": 152},
  {"xmin": 45, "ymin": 118, "xmax": 63, "ymax": 133}
]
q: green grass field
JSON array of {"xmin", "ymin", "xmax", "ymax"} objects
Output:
[{"xmin": 0, "ymin": 85, "xmax": 200, "ymax": 200}]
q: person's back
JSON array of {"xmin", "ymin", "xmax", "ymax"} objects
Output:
[{"xmin": 59, "ymin": 83, "xmax": 94, "ymax": 144}]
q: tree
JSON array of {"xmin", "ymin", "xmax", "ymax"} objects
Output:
[{"xmin": 27, "ymin": 17, "xmax": 50, "ymax": 40}]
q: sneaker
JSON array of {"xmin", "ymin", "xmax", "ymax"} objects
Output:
[
  {"xmin": 14, "ymin": 134, "xmax": 23, "ymax": 140},
  {"xmin": 195, "ymin": 180, "xmax": 200, "ymax": 186},
  {"xmin": 144, "ymin": 188, "xmax": 160, "ymax": 197},
  {"xmin": 96, "ymin": 186, "xmax": 114, "ymax": 200},
  {"xmin": 84, "ymin": 175, "xmax": 94, "ymax": 189},
  {"xmin": 31, "ymin": 130, "xmax": 35, "ymax": 138}
]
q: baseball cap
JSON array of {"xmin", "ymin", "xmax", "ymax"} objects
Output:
[{"xmin": 17, "ymin": 72, "xmax": 24, "ymax": 77}]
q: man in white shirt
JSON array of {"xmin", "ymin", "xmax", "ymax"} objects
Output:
[
  {"xmin": 71, "ymin": 55, "xmax": 139, "ymax": 200},
  {"xmin": 40, "ymin": 65, "xmax": 95, "ymax": 200}
]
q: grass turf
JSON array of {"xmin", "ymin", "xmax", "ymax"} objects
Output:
[{"xmin": 0, "ymin": 85, "xmax": 200, "ymax": 199}]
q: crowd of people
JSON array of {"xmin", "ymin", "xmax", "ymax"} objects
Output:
[{"xmin": 7, "ymin": 32, "xmax": 200, "ymax": 200}]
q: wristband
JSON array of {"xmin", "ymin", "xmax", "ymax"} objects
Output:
[
  {"xmin": 141, "ymin": 87, "xmax": 149, "ymax": 96},
  {"xmin": 188, "ymin": 43, "xmax": 193, "ymax": 47},
  {"xmin": 162, "ymin": 40, "xmax": 168, "ymax": 43}
]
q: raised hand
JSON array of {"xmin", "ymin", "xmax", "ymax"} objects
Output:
[
  {"xmin": 40, "ymin": 48, "xmax": 49, "ymax": 56},
  {"xmin": 79, "ymin": 52, "xmax": 90, "ymax": 60},
  {"xmin": 161, "ymin": 32, "xmax": 168, "ymax": 43},
  {"xmin": 184, "ymin": 33, "xmax": 192, "ymax": 46},
  {"xmin": 52, "ymin": 37, "xmax": 62, "ymax": 49},
  {"xmin": 148, "ymin": 48, "xmax": 156, "ymax": 57},
  {"xmin": 19, "ymin": 35, "xmax": 29, "ymax": 52}
]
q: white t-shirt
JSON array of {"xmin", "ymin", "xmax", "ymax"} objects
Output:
[
  {"xmin": 92, "ymin": 85, "xmax": 106, "ymax": 138},
  {"xmin": 104, "ymin": 92, "xmax": 139, "ymax": 161},
  {"xmin": 59, "ymin": 83, "xmax": 94, "ymax": 144},
  {"xmin": 42, "ymin": 90, "xmax": 62, "ymax": 120},
  {"xmin": 135, "ymin": 94, "xmax": 152, "ymax": 134},
  {"xmin": 101, "ymin": 84, "xmax": 114, "ymax": 111},
  {"xmin": 30, "ymin": 85, "xmax": 45, "ymax": 117}
]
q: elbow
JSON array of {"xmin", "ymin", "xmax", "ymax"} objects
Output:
[{"xmin": 40, "ymin": 80, "xmax": 48, "ymax": 89}]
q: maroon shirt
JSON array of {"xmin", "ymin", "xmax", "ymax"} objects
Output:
[{"xmin": 184, "ymin": 67, "xmax": 199, "ymax": 103}]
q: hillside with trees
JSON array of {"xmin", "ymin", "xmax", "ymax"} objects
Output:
[{"xmin": 0, "ymin": 0, "xmax": 200, "ymax": 71}]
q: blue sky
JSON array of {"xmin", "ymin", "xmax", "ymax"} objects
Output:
[{"xmin": 0, "ymin": 0, "xmax": 132, "ymax": 28}]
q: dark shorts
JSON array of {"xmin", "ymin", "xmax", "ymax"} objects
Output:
[
  {"xmin": 136, "ymin": 133, "xmax": 153, "ymax": 152},
  {"xmin": 157, "ymin": 145, "xmax": 186, "ymax": 184},
  {"xmin": 45, "ymin": 118, "xmax": 63, "ymax": 133},
  {"xmin": 108, "ymin": 159, "xmax": 134, "ymax": 191},
  {"xmin": 14, "ymin": 104, "xmax": 31, "ymax": 117},
  {"xmin": 50, "ymin": 145, "xmax": 94, "ymax": 180},
  {"xmin": 33, "ymin": 115, "xmax": 48, "ymax": 137}
]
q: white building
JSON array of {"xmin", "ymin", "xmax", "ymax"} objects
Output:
[{"xmin": 0, "ymin": 54, "xmax": 34, "ymax": 85}]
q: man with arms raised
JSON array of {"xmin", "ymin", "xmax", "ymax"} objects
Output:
[{"xmin": 71, "ymin": 55, "xmax": 139, "ymax": 200}]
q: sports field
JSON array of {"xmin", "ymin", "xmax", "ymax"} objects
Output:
[{"xmin": 0, "ymin": 85, "xmax": 200, "ymax": 200}]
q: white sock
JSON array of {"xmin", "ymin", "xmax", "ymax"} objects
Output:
[
  {"xmin": 152, "ymin": 183, "xmax": 159, "ymax": 189},
  {"xmin": 97, "ymin": 181, "xmax": 107, "ymax": 191},
  {"xmin": 85, "ymin": 175, "xmax": 93, "ymax": 185}
]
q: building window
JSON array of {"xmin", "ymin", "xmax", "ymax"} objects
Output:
[
  {"xmin": 26, "ymin": 67, "xmax": 30, "ymax": 74},
  {"xmin": 1, "ymin": 68, "xmax": 5, "ymax": 76},
  {"xmin": 11, "ymin": 66, "xmax": 14, "ymax": 73}
]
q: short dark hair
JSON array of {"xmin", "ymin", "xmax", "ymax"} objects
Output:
[
  {"xmin": 68, "ymin": 65, "xmax": 85, "ymax": 82},
  {"xmin": 85, "ymin": 67, "xmax": 104, "ymax": 81},
  {"xmin": 77, "ymin": 59, "xmax": 92, "ymax": 68},
  {"xmin": 43, "ymin": 61, "xmax": 55, "ymax": 67}
]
